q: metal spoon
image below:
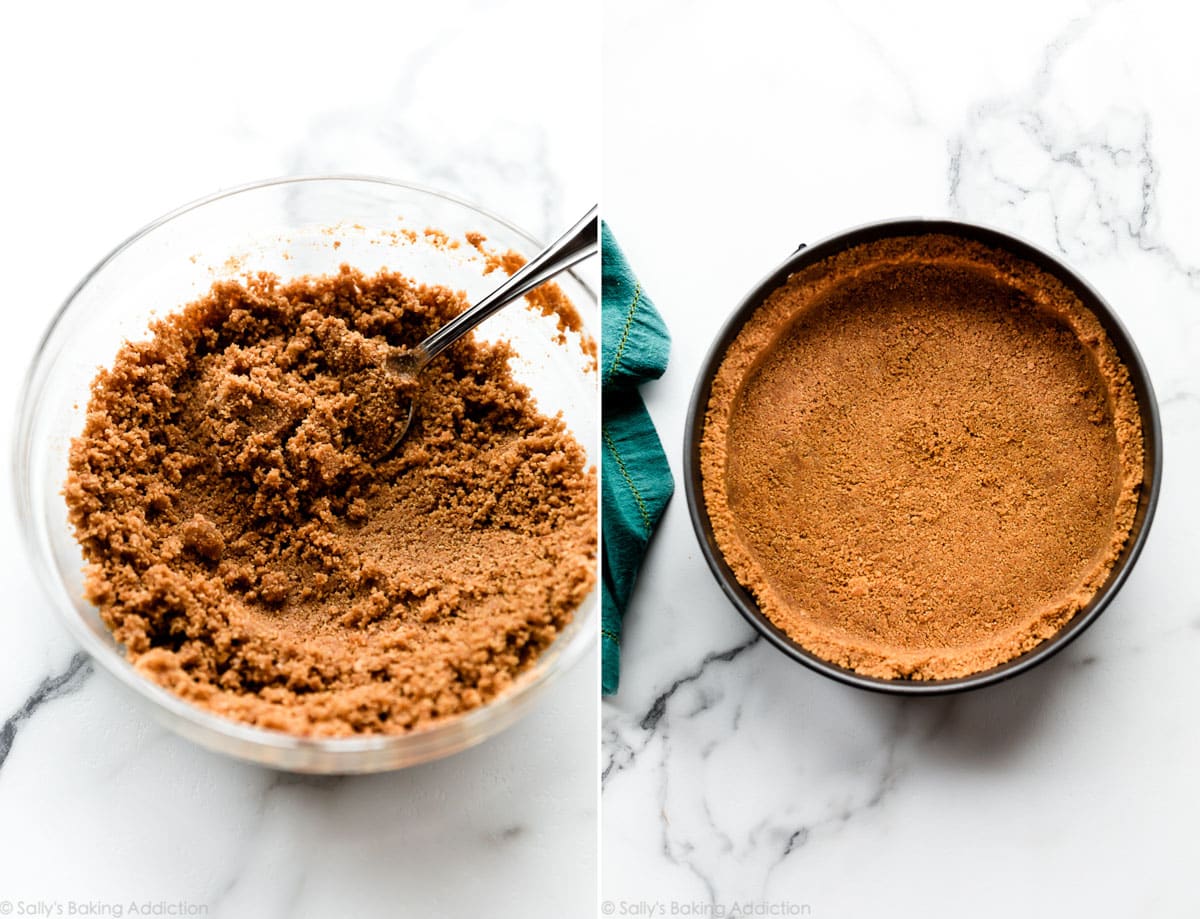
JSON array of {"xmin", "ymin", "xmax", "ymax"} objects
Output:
[{"xmin": 374, "ymin": 204, "xmax": 598, "ymax": 459}]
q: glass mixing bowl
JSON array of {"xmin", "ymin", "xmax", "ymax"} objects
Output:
[{"xmin": 14, "ymin": 176, "xmax": 598, "ymax": 772}]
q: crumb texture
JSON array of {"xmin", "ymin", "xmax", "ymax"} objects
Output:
[
  {"xmin": 701, "ymin": 234, "xmax": 1143, "ymax": 680},
  {"xmin": 465, "ymin": 231, "xmax": 597, "ymax": 368},
  {"xmin": 66, "ymin": 266, "xmax": 596, "ymax": 736}
]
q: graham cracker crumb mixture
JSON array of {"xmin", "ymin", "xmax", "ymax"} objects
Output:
[
  {"xmin": 701, "ymin": 234, "xmax": 1143, "ymax": 680},
  {"xmin": 65, "ymin": 266, "xmax": 597, "ymax": 735},
  {"xmin": 466, "ymin": 231, "xmax": 597, "ymax": 367}
]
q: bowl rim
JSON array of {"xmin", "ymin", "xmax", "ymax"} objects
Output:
[
  {"xmin": 683, "ymin": 216, "xmax": 1163, "ymax": 696},
  {"xmin": 13, "ymin": 173, "xmax": 599, "ymax": 764}
]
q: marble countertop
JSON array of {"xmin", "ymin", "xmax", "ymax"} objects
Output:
[
  {"xmin": 0, "ymin": 3, "xmax": 598, "ymax": 917},
  {"xmin": 602, "ymin": 1, "xmax": 1200, "ymax": 916}
]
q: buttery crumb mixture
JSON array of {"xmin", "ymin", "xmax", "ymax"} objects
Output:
[
  {"xmin": 701, "ymin": 234, "xmax": 1143, "ymax": 680},
  {"xmin": 65, "ymin": 266, "xmax": 596, "ymax": 736}
]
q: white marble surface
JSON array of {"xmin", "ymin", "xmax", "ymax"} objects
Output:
[
  {"xmin": 603, "ymin": 1, "xmax": 1200, "ymax": 916},
  {"xmin": 0, "ymin": 2, "xmax": 597, "ymax": 917}
]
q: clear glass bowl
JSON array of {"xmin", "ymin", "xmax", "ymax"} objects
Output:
[{"xmin": 14, "ymin": 176, "xmax": 598, "ymax": 773}]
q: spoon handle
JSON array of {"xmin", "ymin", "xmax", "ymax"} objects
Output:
[{"xmin": 413, "ymin": 204, "xmax": 599, "ymax": 367}]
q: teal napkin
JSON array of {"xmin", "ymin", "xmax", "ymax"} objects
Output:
[{"xmin": 601, "ymin": 222, "xmax": 674, "ymax": 695}]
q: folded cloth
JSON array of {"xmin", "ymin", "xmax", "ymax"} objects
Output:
[{"xmin": 601, "ymin": 222, "xmax": 674, "ymax": 695}]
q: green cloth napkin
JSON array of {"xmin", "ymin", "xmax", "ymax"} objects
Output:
[{"xmin": 601, "ymin": 222, "xmax": 674, "ymax": 695}]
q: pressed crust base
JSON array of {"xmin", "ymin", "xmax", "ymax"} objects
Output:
[{"xmin": 701, "ymin": 234, "xmax": 1143, "ymax": 680}]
